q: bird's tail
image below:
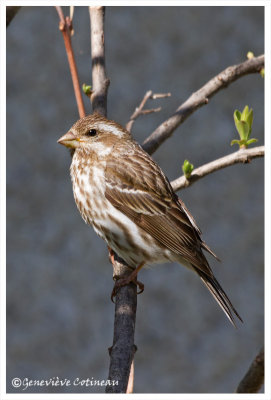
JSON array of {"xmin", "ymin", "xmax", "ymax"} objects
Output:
[{"xmin": 195, "ymin": 268, "xmax": 243, "ymax": 327}]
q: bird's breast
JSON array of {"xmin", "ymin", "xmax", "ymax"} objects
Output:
[{"xmin": 70, "ymin": 155, "xmax": 107, "ymax": 225}]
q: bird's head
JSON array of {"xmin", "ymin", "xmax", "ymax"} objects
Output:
[{"xmin": 58, "ymin": 113, "xmax": 132, "ymax": 156}]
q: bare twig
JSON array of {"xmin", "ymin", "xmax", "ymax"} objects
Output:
[
  {"xmin": 55, "ymin": 6, "xmax": 65, "ymax": 24},
  {"xmin": 171, "ymin": 146, "xmax": 264, "ymax": 192},
  {"xmin": 142, "ymin": 55, "xmax": 264, "ymax": 155},
  {"xmin": 55, "ymin": 7, "xmax": 85, "ymax": 118},
  {"xmin": 152, "ymin": 93, "xmax": 172, "ymax": 99},
  {"xmin": 6, "ymin": 6, "xmax": 21, "ymax": 27},
  {"xmin": 236, "ymin": 347, "xmax": 264, "ymax": 393},
  {"xmin": 126, "ymin": 90, "xmax": 171, "ymax": 132},
  {"xmin": 140, "ymin": 107, "xmax": 162, "ymax": 115},
  {"xmin": 126, "ymin": 90, "xmax": 153, "ymax": 132},
  {"xmin": 89, "ymin": 6, "xmax": 110, "ymax": 116}
]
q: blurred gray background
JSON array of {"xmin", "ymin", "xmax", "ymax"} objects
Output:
[{"xmin": 6, "ymin": 6, "xmax": 264, "ymax": 394}]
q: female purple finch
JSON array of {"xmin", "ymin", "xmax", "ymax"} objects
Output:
[{"xmin": 58, "ymin": 113, "xmax": 242, "ymax": 326}]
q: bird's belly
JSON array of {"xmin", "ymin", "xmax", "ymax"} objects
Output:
[{"xmin": 92, "ymin": 202, "xmax": 173, "ymax": 268}]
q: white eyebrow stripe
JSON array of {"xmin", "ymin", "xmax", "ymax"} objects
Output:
[{"xmin": 97, "ymin": 123, "xmax": 124, "ymax": 136}]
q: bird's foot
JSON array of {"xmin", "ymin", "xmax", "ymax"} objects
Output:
[{"xmin": 111, "ymin": 274, "xmax": 144, "ymax": 302}]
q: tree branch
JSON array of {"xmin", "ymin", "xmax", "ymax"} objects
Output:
[
  {"xmin": 171, "ymin": 146, "xmax": 264, "ymax": 192},
  {"xmin": 236, "ymin": 347, "xmax": 264, "ymax": 393},
  {"xmin": 105, "ymin": 255, "xmax": 137, "ymax": 393},
  {"xmin": 142, "ymin": 55, "xmax": 264, "ymax": 155},
  {"xmin": 89, "ymin": 6, "xmax": 110, "ymax": 116},
  {"xmin": 126, "ymin": 90, "xmax": 171, "ymax": 132},
  {"xmin": 6, "ymin": 6, "xmax": 21, "ymax": 27},
  {"xmin": 88, "ymin": 6, "xmax": 135, "ymax": 393},
  {"xmin": 55, "ymin": 7, "xmax": 86, "ymax": 118}
]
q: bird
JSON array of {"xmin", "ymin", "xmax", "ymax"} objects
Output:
[{"xmin": 58, "ymin": 112, "xmax": 242, "ymax": 326}]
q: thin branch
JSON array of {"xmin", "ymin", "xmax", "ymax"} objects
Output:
[
  {"xmin": 126, "ymin": 90, "xmax": 171, "ymax": 132},
  {"xmin": 236, "ymin": 347, "xmax": 264, "ymax": 393},
  {"xmin": 89, "ymin": 6, "xmax": 110, "ymax": 116},
  {"xmin": 126, "ymin": 90, "xmax": 153, "ymax": 132},
  {"xmin": 6, "ymin": 6, "xmax": 21, "ymax": 27},
  {"xmin": 140, "ymin": 107, "xmax": 162, "ymax": 115},
  {"xmin": 171, "ymin": 146, "xmax": 264, "ymax": 192},
  {"xmin": 55, "ymin": 5, "xmax": 65, "ymax": 25},
  {"xmin": 152, "ymin": 93, "xmax": 172, "ymax": 99},
  {"xmin": 142, "ymin": 55, "xmax": 264, "ymax": 155},
  {"xmin": 55, "ymin": 7, "xmax": 85, "ymax": 118}
]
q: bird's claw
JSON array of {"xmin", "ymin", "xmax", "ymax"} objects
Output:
[
  {"xmin": 135, "ymin": 279, "xmax": 144, "ymax": 294},
  {"xmin": 111, "ymin": 277, "xmax": 144, "ymax": 302}
]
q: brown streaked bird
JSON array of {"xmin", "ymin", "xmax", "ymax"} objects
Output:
[{"xmin": 58, "ymin": 113, "xmax": 242, "ymax": 326}]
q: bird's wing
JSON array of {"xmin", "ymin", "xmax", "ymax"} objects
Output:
[{"xmin": 105, "ymin": 145, "xmax": 214, "ymax": 275}]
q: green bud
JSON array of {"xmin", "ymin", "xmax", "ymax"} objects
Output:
[
  {"xmin": 233, "ymin": 106, "xmax": 253, "ymax": 140},
  {"xmin": 232, "ymin": 106, "xmax": 257, "ymax": 148},
  {"xmin": 234, "ymin": 119, "xmax": 250, "ymax": 141},
  {"xmin": 82, "ymin": 83, "xmax": 92, "ymax": 96},
  {"xmin": 182, "ymin": 159, "xmax": 194, "ymax": 178}
]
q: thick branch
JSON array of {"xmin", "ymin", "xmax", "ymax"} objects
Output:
[
  {"xmin": 56, "ymin": 7, "xmax": 85, "ymax": 118},
  {"xmin": 89, "ymin": 6, "xmax": 110, "ymax": 116},
  {"xmin": 171, "ymin": 146, "xmax": 264, "ymax": 192},
  {"xmin": 142, "ymin": 55, "xmax": 264, "ymax": 155},
  {"xmin": 236, "ymin": 347, "xmax": 264, "ymax": 393},
  {"xmin": 105, "ymin": 256, "xmax": 137, "ymax": 393},
  {"xmin": 6, "ymin": 6, "xmax": 21, "ymax": 27}
]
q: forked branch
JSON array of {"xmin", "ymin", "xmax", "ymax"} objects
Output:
[
  {"xmin": 55, "ymin": 6, "xmax": 86, "ymax": 118},
  {"xmin": 126, "ymin": 90, "xmax": 171, "ymax": 132}
]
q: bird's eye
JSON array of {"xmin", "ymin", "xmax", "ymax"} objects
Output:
[{"xmin": 86, "ymin": 129, "xmax": 97, "ymax": 137}]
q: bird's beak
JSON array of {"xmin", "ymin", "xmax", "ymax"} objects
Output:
[{"xmin": 57, "ymin": 131, "xmax": 80, "ymax": 149}]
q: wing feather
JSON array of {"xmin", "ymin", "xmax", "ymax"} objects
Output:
[{"xmin": 105, "ymin": 145, "xmax": 217, "ymax": 275}]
